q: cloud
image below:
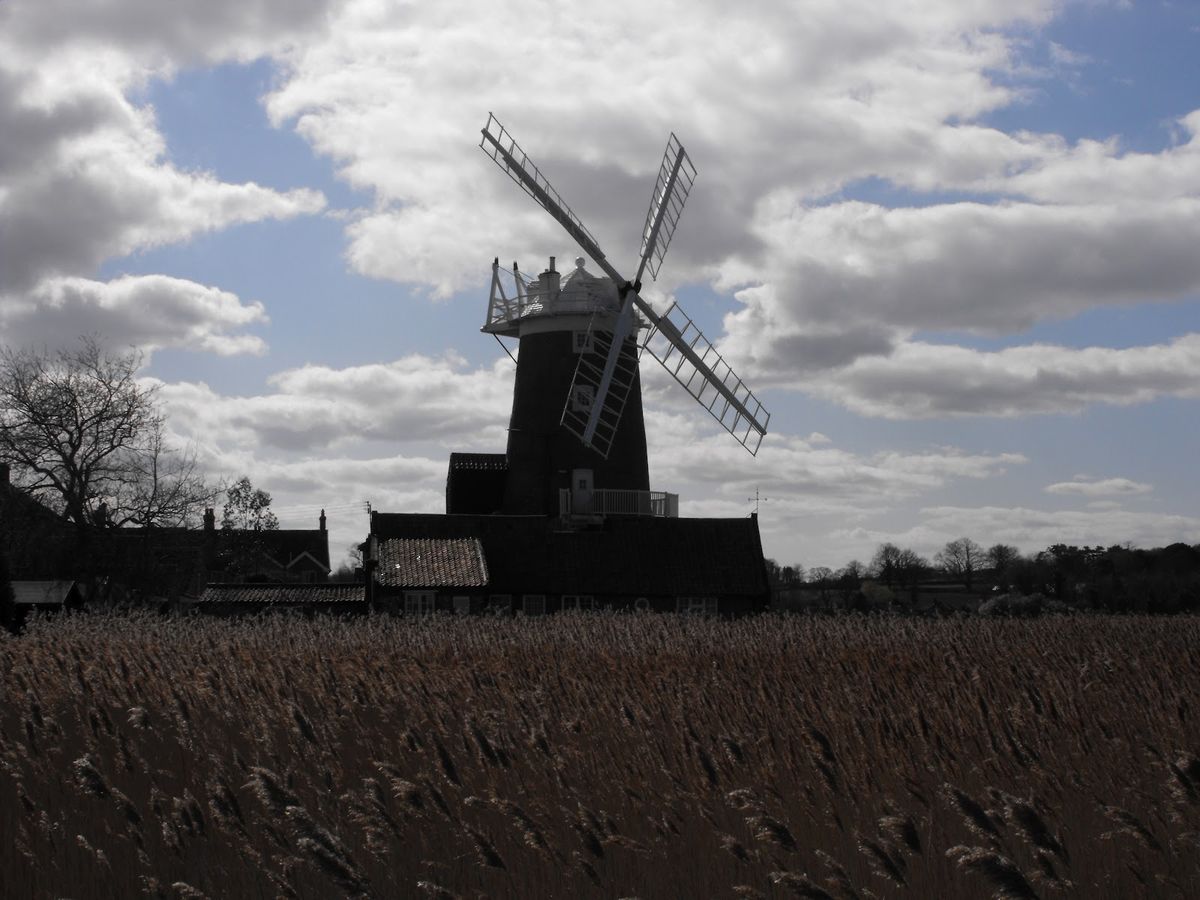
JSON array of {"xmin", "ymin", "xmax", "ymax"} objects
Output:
[
  {"xmin": 1, "ymin": 275, "xmax": 268, "ymax": 356},
  {"xmin": 0, "ymin": 3, "xmax": 329, "ymax": 353},
  {"xmin": 646, "ymin": 413, "xmax": 1025, "ymax": 513},
  {"xmin": 804, "ymin": 334, "xmax": 1200, "ymax": 418},
  {"xmin": 237, "ymin": 0, "xmax": 1200, "ymax": 428},
  {"xmin": 1045, "ymin": 476, "xmax": 1153, "ymax": 497},
  {"xmin": 0, "ymin": 0, "xmax": 335, "ymax": 67},
  {"xmin": 261, "ymin": 0, "xmax": 1052, "ymax": 297},
  {"xmin": 155, "ymin": 353, "xmax": 515, "ymax": 452}
]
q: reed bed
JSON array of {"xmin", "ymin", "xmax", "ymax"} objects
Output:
[{"xmin": 1, "ymin": 611, "xmax": 1197, "ymax": 899}]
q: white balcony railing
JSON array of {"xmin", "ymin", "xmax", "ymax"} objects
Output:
[{"xmin": 559, "ymin": 488, "xmax": 679, "ymax": 518}]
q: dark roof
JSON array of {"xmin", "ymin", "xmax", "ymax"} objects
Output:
[
  {"xmin": 252, "ymin": 529, "xmax": 331, "ymax": 571},
  {"xmin": 448, "ymin": 453, "xmax": 508, "ymax": 471},
  {"xmin": 197, "ymin": 583, "xmax": 365, "ymax": 605},
  {"xmin": 376, "ymin": 538, "xmax": 489, "ymax": 588},
  {"xmin": 10, "ymin": 580, "xmax": 78, "ymax": 606},
  {"xmin": 370, "ymin": 513, "xmax": 768, "ymax": 597}
]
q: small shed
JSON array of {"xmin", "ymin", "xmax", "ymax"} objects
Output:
[
  {"xmin": 194, "ymin": 582, "xmax": 366, "ymax": 615},
  {"xmin": 3, "ymin": 580, "xmax": 84, "ymax": 631}
]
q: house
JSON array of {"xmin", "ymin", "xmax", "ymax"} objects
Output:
[
  {"xmin": 201, "ymin": 508, "xmax": 332, "ymax": 583},
  {"xmin": 0, "ymin": 462, "xmax": 76, "ymax": 579},
  {"xmin": 1, "ymin": 459, "xmax": 332, "ymax": 605},
  {"xmin": 367, "ymin": 512, "xmax": 769, "ymax": 615}
]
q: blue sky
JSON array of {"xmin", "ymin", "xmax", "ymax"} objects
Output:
[{"xmin": 3, "ymin": 0, "xmax": 1199, "ymax": 569}]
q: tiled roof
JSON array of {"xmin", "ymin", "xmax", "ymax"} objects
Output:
[
  {"xmin": 197, "ymin": 583, "xmax": 365, "ymax": 604},
  {"xmin": 376, "ymin": 537, "xmax": 489, "ymax": 588},
  {"xmin": 448, "ymin": 452, "xmax": 508, "ymax": 471},
  {"xmin": 370, "ymin": 513, "xmax": 768, "ymax": 597}
]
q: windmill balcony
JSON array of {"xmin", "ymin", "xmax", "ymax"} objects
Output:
[{"xmin": 559, "ymin": 488, "xmax": 679, "ymax": 518}]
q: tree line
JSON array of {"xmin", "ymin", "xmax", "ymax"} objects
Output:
[{"xmin": 767, "ymin": 536, "xmax": 1200, "ymax": 613}]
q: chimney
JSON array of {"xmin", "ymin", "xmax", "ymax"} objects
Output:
[
  {"xmin": 319, "ymin": 509, "xmax": 327, "ymax": 532},
  {"xmin": 203, "ymin": 507, "xmax": 215, "ymax": 532},
  {"xmin": 541, "ymin": 257, "xmax": 560, "ymax": 302}
]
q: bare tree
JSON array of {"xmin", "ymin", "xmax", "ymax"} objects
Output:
[
  {"xmin": 936, "ymin": 537, "xmax": 985, "ymax": 590},
  {"xmin": 839, "ymin": 559, "xmax": 866, "ymax": 584},
  {"xmin": 987, "ymin": 543, "xmax": 1021, "ymax": 578},
  {"xmin": 0, "ymin": 337, "xmax": 213, "ymax": 529},
  {"xmin": 870, "ymin": 543, "xmax": 904, "ymax": 586},
  {"xmin": 108, "ymin": 419, "xmax": 219, "ymax": 527},
  {"xmin": 807, "ymin": 566, "xmax": 833, "ymax": 585}
]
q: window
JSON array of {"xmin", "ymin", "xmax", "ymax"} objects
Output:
[
  {"xmin": 573, "ymin": 330, "xmax": 594, "ymax": 353},
  {"xmin": 404, "ymin": 591, "xmax": 436, "ymax": 615},
  {"xmin": 452, "ymin": 595, "xmax": 470, "ymax": 614},
  {"xmin": 571, "ymin": 384, "xmax": 594, "ymax": 412},
  {"xmin": 487, "ymin": 594, "xmax": 512, "ymax": 613},
  {"xmin": 676, "ymin": 596, "xmax": 719, "ymax": 615},
  {"xmin": 522, "ymin": 594, "xmax": 546, "ymax": 615},
  {"xmin": 562, "ymin": 594, "xmax": 595, "ymax": 612}
]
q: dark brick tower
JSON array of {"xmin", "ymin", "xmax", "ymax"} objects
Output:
[{"xmin": 485, "ymin": 256, "xmax": 650, "ymax": 515}]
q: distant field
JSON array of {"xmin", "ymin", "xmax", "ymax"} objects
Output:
[{"xmin": 2, "ymin": 612, "xmax": 1198, "ymax": 899}]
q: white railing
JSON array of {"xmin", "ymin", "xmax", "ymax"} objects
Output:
[{"xmin": 559, "ymin": 489, "xmax": 679, "ymax": 518}]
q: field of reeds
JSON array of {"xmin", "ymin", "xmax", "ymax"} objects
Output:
[{"xmin": 2, "ymin": 611, "xmax": 1198, "ymax": 899}]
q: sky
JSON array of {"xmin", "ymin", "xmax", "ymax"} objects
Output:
[{"xmin": 2, "ymin": 0, "xmax": 1199, "ymax": 572}]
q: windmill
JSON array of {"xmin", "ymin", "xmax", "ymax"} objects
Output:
[{"xmin": 478, "ymin": 114, "xmax": 770, "ymax": 515}]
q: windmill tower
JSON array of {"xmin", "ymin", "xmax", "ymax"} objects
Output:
[
  {"xmin": 484, "ymin": 254, "xmax": 651, "ymax": 514},
  {"xmin": 480, "ymin": 115, "xmax": 771, "ymax": 516}
]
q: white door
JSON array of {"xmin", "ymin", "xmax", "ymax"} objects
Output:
[{"xmin": 572, "ymin": 468, "xmax": 593, "ymax": 514}]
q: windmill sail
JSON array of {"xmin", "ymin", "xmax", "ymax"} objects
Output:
[
  {"xmin": 642, "ymin": 302, "xmax": 770, "ymax": 455},
  {"xmin": 480, "ymin": 114, "xmax": 607, "ymax": 267},
  {"xmin": 637, "ymin": 133, "xmax": 696, "ymax": 283},
  {"xmin": 558, "ymin": 307, "xmax": 641, "ymax": 459}
]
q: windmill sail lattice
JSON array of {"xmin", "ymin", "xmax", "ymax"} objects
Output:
[
  {"xmin": 558, "ymin": 313, "xmax": 640, "ymax": 460},
  {"xmin": 642, "ymin": 303, "xmax": 770, "ymax": 455},
  {"xmin": 480, "ymin": 114, "xmax": 606, "ymax": 265},
  {"xmin": 480, "ymin": 113, "xmax": 770, "ymax": 457},
  {"xmin": 638, "ymin": 133, "xmax": 696, "ymax": 283}
]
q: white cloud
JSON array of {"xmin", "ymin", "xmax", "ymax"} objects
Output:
[
  {"xmin": 0, "ymin": 2, "xmax": 330, "ymax": 354},
  {"xmin": 155, "ymin": 353, "xmax": 514, "ymax": 453},
  {"xmin": 1045, "ymin": 476, "xmax": 1153, "ymax": 497},
  {"xmin": 262, "ymin": 0, "xmax": 1052, "ymax": 297},
  {"xmin": 2, "ymin": 275, "xmax": 268, "ymax": 356},
  {"xmin": 804, "ymin": 334, "xmax": 1200, "ymax": 418}
]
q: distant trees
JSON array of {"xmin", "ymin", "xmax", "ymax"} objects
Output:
[
  {"xmin": 807, "ymin": 566, "xmax": 833, "ymax": 585},
  {"xmin": 764, "ymin": 558, "xmax": 805, "ymax": 590},
  {"xmin": 987, "ymin": 543, "xmax": 1021, "ymax": 579},
  {"xmin": 936, "ymin": 537, "xmax": 985, "ymax": 590},
  {"xmin": 870, "ymin": 543, "xmax": 926, "ymax": 591},
  {"xmin": 0, "ymin": 337, "xmax": 215, "ymax": 529}
]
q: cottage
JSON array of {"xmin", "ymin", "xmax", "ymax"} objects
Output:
[{"xmin": 367, "ymin": 512, "xmax": 769, "ymax": 615}]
